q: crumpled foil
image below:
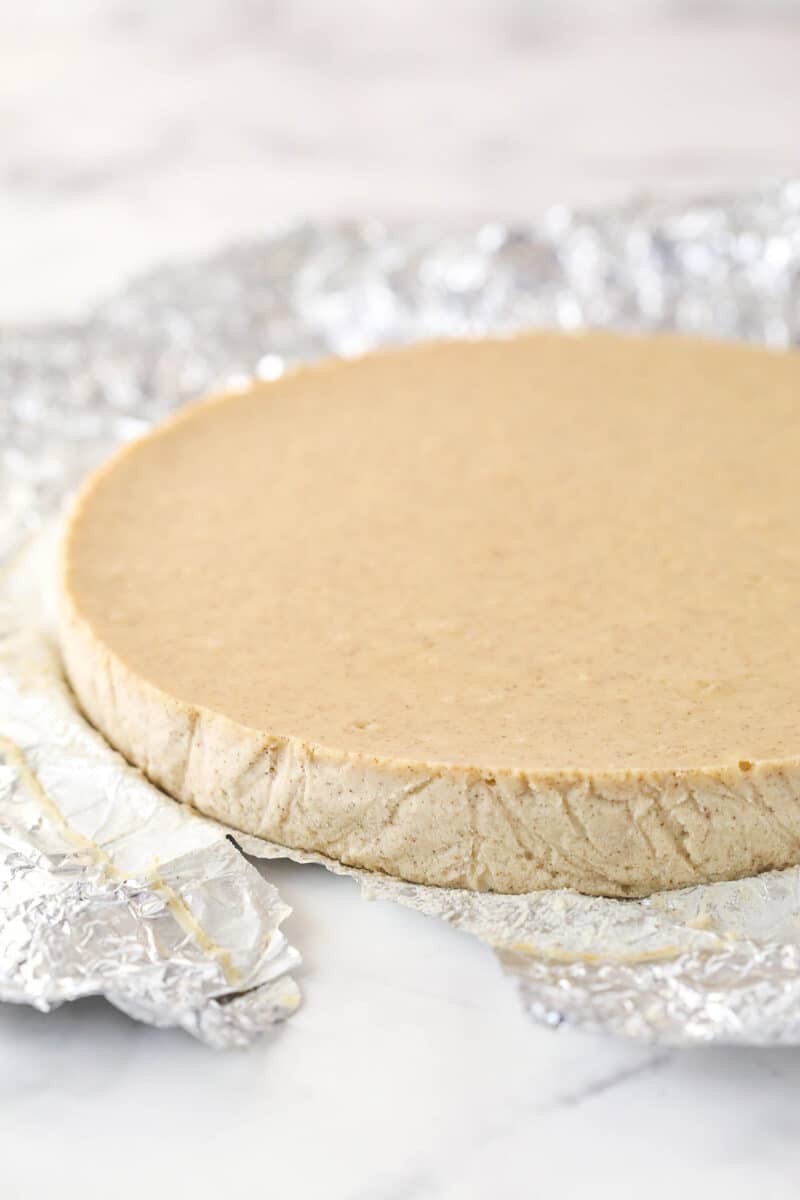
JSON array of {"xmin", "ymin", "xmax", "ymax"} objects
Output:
[{"xmin": 3, "ymin": 180, "xmax": 800, "ymax": 1044}]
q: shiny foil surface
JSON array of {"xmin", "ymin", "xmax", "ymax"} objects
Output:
[{"xmin": 2, "ymin": 181, "xmax": 800, "ymax": 1044}]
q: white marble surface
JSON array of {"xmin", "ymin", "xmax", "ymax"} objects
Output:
[
  {"xmin": 3, "ymin": 3, "xmax": 800, "ymax": 1197},
  {"xmin": 1, "ymin": 0, "xmax": 799, "ymax": 320}
]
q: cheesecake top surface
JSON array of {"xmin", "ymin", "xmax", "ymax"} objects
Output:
[{"xmin": 63, "ymin": 332, "xmax": 800, "ymax": 774}]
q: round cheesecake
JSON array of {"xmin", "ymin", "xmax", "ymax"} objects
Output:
[{"xmin": 59, "ymin": 332, "xmax": 800, "ymax": 896}]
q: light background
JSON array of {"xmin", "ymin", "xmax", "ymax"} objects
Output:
[{"xmin": 1, "ymin": 0, "xmax": 798, "ymax": 317}]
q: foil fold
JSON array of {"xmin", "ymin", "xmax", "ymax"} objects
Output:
[{"xmin": 3, "ymin": 180, "xmax": 800, "ymax": 1043}]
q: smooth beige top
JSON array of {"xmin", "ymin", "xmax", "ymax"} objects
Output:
[{"xmin": 64, "ymin": 332, "xmax": 800, "ymax": 776}]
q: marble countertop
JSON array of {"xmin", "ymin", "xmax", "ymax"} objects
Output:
[
  {"xmin": 2, "ymin": 0, "xmax": 799, "ymax": 321},
  {"xmin": 3, "ymin": 2, "xmax": 800, "ymax": 1197}
]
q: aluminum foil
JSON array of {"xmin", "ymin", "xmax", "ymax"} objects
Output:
[
  {"xmin": 3, "ymin": 180, "xmax": 800, "ymax": 1044},
  {"xmin": 241, "ymin": 836, "xmax": 800, "ymax": 1044}
]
